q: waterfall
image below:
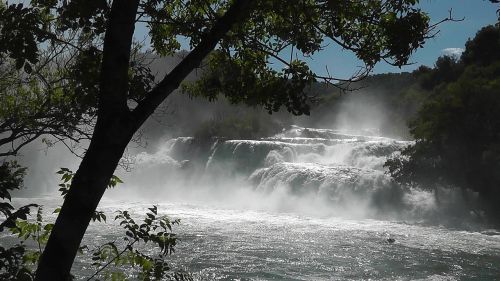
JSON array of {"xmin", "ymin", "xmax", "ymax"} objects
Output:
[{"xmin": 122, "ymin": 126, "xmax": 482, "ymax": 225}]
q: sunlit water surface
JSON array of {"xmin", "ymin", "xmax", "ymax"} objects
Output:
[{"xmin": 11, "ymin": 197, "xmax": 500, "ymax": 281}]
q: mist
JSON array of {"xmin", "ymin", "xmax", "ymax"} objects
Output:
[
  {"xmin": 13, "ymin": 66, "xmax": 477, "ymax": 228},
  {"xmin": 317, "ymin": 93, "xmax": 403, "ymax": 137}
]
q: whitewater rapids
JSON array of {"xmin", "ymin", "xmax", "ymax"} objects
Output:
[{"xmin": 9, "ymin": 126, "xmax": 500, "ymax": 280}]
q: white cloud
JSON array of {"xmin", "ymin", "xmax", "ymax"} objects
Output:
[{"xmin": 441, "ymin": 47, "xmax": 464, "ymax": 57}]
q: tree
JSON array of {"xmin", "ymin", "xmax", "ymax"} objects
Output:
[
  {"xmin": 0, "ymin": 0, "xmax": 442, "ymax": 279},
  {"xmin": 0, "ymin": 0, "xmax": 159, "ymax": 157},
  {"xmin": 0, "ymin": 1, "xmax": 101, "ymax": 157},
  {"xmin": 461, "ymin": 24, "xmax": 500, "ymax": 66},
  {"xmin": 386, "ymin": 23, "xmax": 500, "ymax": 221},
  {"xmin": 0, "ymin": 54, "xmax": 97, "ymax": 157}
]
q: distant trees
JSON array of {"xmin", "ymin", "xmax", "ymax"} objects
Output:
[
  {"xmin": 462, "ymin": 25, "xmax": 500, "ymax": 66},
  {"xmin": 386, "ymin": 23, "xmax": 500, "ymax": 221},
  {"xmin": 193, "ymin": 112, "xmax": 285, "ymax": 140}
]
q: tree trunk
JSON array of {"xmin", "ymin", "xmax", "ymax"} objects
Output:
[
  {"xmin": 34, "ymin": 0, "xmax": 252, "ymax": 279},
  {"xmin": 34, "ymin": 116, "xmax": 135, "ymax": 280},
  {"xmin": 34, "ymin": 0, "xmax": 139, "ymax": 279}
]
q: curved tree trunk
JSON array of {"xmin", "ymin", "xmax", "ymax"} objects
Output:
[{"xmin": 34, "ymin": 0, "xmax": 140, "ymax": 279}]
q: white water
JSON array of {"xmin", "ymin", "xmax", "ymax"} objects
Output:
[
  {"xmin": 9, "ymin": 126, "xmax": 500, "ymax": 280},
  {"xmin": 119, "ymin": 126, "xmax": 481, "ymax": 224}
]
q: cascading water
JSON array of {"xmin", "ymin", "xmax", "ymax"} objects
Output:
[
  {"xmin": 125, "ymin": 126, "xmax": 452, "ymax": 222},
  {"xmin": 8, "ymin": 126, "xmax": 500, "ymax": 280}
]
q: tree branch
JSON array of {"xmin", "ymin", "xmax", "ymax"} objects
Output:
[{"xmin": 131, "ymin": 0, "xmax": 253, "ymax": 128}]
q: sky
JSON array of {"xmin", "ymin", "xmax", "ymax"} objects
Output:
[
  {"xmin": 135, "ymin": 0, "xmax": 499, "ymax": 80},
  {"xmin": 302, "ymin": 0, "xmax": 500, "ymax": 79},
  {"xmin": 373, "ymin": 0, "xmax": 499, "ymax": 74}
]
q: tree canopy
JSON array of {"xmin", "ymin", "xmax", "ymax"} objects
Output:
[
  {"xmin": 0, "ymin": 1, "xmax": 100, "ymax": 156},
  {"xmin": 1, "ymin": 0, "xmax": 434, "ymax": 121}
]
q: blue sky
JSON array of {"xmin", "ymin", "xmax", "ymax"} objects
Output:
[
  {"xmin": 302, "ymin": 0, "xmax": 498, "ymax": 78},
  {"xmin": 373, "ymin": 0, "xmax": 499, "ymax": 74},
  {"xmin": 303, "ymin": 0, "xmax": 500, "ymax": 79}
]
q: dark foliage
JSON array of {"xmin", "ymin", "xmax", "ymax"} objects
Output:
[
  {"xmin": 386, "ymin": 23, "xmax": 500, "ymax": 221},
  {"xmin": 0, "ymin": 162, "xmax": 37, "ymax": 231},
  {"xmin": 0, "ymin": 161, "xmax": 38, "ymax": 280}
]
